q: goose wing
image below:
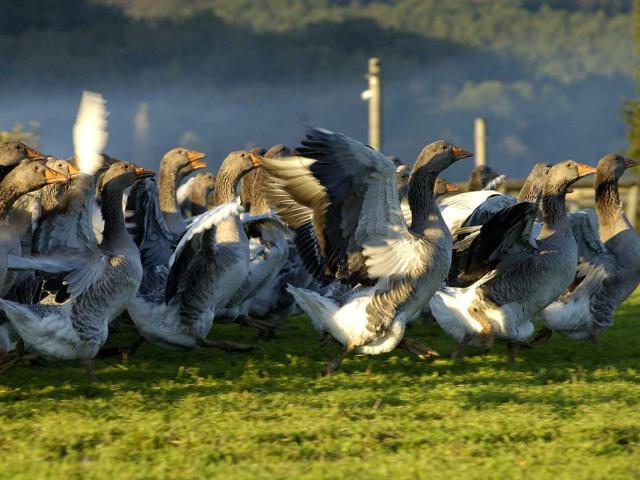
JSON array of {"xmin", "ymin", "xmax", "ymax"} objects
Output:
[
  {"xmin": 439, "ymin": 190, "xmax": 515, "ymax": 232},
  {"xmin": 165, "ymin": 202, "xmax": 241, "ymax": 303},
  {"xmin": 126, "ymin": 177, "xmax": 176, "ymax": 268},
  {"xmin": 451, "ymin": 201, "xmax": 539, "ymax": 286},
  {"xmin": 261, "ymin": 128, "xmax": 422, "ymax": 285},
  {"xmin": 562, "ymin": 210, "xmax": 615, "ymax": 299}
]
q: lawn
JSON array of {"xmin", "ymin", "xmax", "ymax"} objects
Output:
[{"xmin": 1, "ymin": 292, "xmax": 640, "ymax": 480}]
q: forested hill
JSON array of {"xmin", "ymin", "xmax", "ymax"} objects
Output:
[{"xmin": 0, "ymin": 0, "xmax": 636, "ymax": 178}]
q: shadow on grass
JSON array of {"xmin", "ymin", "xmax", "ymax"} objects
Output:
[{"xmin": 1, "ymin": 308, "xmax": 639, "ymax": 410}]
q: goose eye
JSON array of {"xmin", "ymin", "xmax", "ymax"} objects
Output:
[{"xmin": 441, "ymin": 145, "xmax": 447, "ymax": 150}]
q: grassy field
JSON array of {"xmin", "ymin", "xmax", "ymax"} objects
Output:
[{"xmin": 1, "ymin": 292, "xmax": 640, "ymax": 479}]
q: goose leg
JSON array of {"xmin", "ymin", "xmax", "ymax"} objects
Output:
[
  {"xmin": 196, "ymin": 338, "xmax": 254, "ymax": 352},
  {"xmin": 235, "ymin": 315, "xmax": 278, "ymax": 339},
  {"xmin": 506, "ymin": 342, "xmax": 518, "ymax": 364},
  {"xmin": 398, "ymin": 338, "xmax": 439, "ymax": 360},
  {"xmin": 451, "ymin": 335, "xmax": 471, "ymax": 360},
  {"xmin": 0, "ymin": 340, "xmax": 25, "ymax": 374},
  {"xmin": 318, "ymin": 331, "xmax": 333, "ymax": 348},
  {"xmin": 96, "ymin": 335, "xmax": 146, "ymax": 360},
  {"xmin": 322, "ymin": 340, "xmax": 355, "ymax": 376},
  {"xmin": 531, "ymin": 327, "xmax": 553, "ymax": 346},
  {"xmin": 81, "ymin": 358, "xmax": 98, "ymax": 382}
]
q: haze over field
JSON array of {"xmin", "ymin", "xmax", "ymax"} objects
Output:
[{"xmin": 0, "ymin": 0, "xmax": 636, "ymax": 179}]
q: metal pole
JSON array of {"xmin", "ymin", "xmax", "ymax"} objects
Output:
[
  {"xmin": 474, "ymin": 117, "xmax": 487, "ymax": 166},
  {"xmin": 361, "ymin": 57, "xmax": 382, "ymax": 151}
]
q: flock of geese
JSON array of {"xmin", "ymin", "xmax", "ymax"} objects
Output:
[{"xmin": 0, "ymin": 91, "xmax": 638, "ymax": 379}]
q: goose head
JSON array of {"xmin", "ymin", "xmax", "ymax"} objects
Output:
[
  {"xmin": 0, "ymin": 142, "xmax": 46, "ymax": 168},
  {"xmin": 545, "ymin": 160, "xmax": 598, "ymax": 193},
  {"xmin": 164, "ymin": 148, "xmax": 207, "ymax": 179},
  {"xmin": 467, "ymin": 164, "xmax": 500, "ymax": 191},
  {"xmin": 596, "ymin": 153, "xmax": 639, "ymax": 181},
  {"xmin": 1, "ymin": 160, "xmax": 69, "ymax": 194},
  {"xmin": 412, "ymin": 140, "xmax": 473, "ymax": 178},
  {"xmin": 433, "ymin": 177, "xmax": 459, "ymax": 197},
  {"xmin": 518, "ymin": 162, "xmax": 552, "ymax": 202},
  {"xmin": 46, "ymin": 158, "xmax": 81, "ymax": 179},
  {"xmin": 100, "ymin": 161, "xmax": 155, "ymax": 192},
  {"xmin": 214, "ymin": 151, "xmax": 260, "ymax": 204}
]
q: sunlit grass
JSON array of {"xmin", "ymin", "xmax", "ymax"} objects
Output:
[{"xmin": 2, "ymin": 291, "xmax": 640, "ymax": 479}]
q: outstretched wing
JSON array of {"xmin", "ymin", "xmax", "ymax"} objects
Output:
[
  {"xmin": 165, "ymin": 202, "xmax": 241, "ymax": 302},
  {"xmin": 126, "ymin": 178, "xmax": 176, "ymax": 268},
  {"xmin": 451, "ymin": 202, "xmax": 539, "ymax": 286},
  {"xmin": 73, "ymin": 91, "xmax": 109, "ymax": 177},
  {"xmin": 262, "ymin": 128, "xmax": 421, "ymax": 286},
  {"xmin": 439, "ymin": 190, "xmax": 516, "ymax": 232}
]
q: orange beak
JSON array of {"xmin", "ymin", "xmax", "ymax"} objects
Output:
[
  {"xmin": 624, "ymin": 157, "xmax": 639, "ymax": 169},
  {"xmin": 134, "ymin": 166, "xmax": 155, "ymax": 179},
  {"xmin": 576, "ymin": 163, "xmax": 598, "ymax": 178},
  {"xmin": 26, "ymin": 146, "xmax": 46, "ymax": 160},
  {"xmin": 68, "ymin": 164, "xmax": 81, "ymax": 177},
  {"xmin": 452, "ymin": 146, "xmax": 474, "ymax": 160},
  {"xmin": 44, "ymin": 166, "xmax": 70, "ymax": 184},
  {"xmin": 186, "ymin": 150, "xmax": 207, "ymax": 170},
  {"xmin": 250, "ymin": 153, "xmax": 262, "ymax": 167}
]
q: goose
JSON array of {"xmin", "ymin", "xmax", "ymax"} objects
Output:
[
  {"xmin": 177, "ymin": 172, "xmax": 216, "ymax": 217},
  {"xmin": 429, "ymin": 160, "xmax": 598, "ymax": 361},
  {"xmin": 0, "ymin": 161, "xmax": 153, "ymax": 378},
  {"xmin": 126, "ymin": 148, "xmax": 207, "ymax": 273},
  {"xmin": 537, "ymin": 154, "xmax": 640, "ymax": 343},
  {"xmin": 466, "ymin": 165, "xmax": 502, "ymax": 192},
  {"xmin": 438, "ymin": 162, "xmax": 550, "ymax": 234},
  {"xmin": 261, "ymin": 128, "xmax": 473, "ymax": 374},
  {"xmin": 214, "ymin": 145, "xmax": 293, "ymax": 333},
  {"xmin": 125, "ymin": 151, "xmax": 260, "ymax": 351}
]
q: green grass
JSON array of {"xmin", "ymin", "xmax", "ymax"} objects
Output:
[{"xmin": 2, "ymin": 292, "xmax": 640, "ymax": 479}]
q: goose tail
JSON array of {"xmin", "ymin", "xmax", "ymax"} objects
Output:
[{"xmin": 286, "ymin": 285, "xmax": 338, "ymax": 333}]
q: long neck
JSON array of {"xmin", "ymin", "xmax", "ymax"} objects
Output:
[
  {"xmin": 407, "ymin": 168, "xmax": 440, "ymax": 234},
  {"xmin": 213, "ymin": 171, "xmax": 239, "ymax": 206},
  {"xmin": 595, "ymin": 172, "xmax": 629, "ymax": 241},
  {"xmin": 0, "ymin": 182, "xmax": 26, "ymax": 220},
  {"xmin": 539, "ymin": 183, "xmax": 568, "ymax": 236},
  {"xmin": 158, "ymin": 161, "xmax": 180, "ymax": 214},
  {"xmin": 40, "ymin": 183, "xmax": 70, "ymax": 213},
  {"xmin": 100, "ymin": 183, "xmax": 130, "ymax": 250}
]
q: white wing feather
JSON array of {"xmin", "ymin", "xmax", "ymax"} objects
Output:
[
  {"xmin": 73, "ymin": 91, "xmax": 108, "ymax": 175},
  {"xmin": 169, "ymin": 202, "xmax": 241, "ymax": 268}
]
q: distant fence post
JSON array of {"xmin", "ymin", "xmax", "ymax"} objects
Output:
[
  {"xmin": 474, "ymin": 117, "xmax": 487, "ymax": 166},
  {"xmin": 361, "ymin": 57, "xmax": 382, "ymax": 151},
  {"xmin": 134, "ymin": 102, "xmax": 150, "ymax": 164}
]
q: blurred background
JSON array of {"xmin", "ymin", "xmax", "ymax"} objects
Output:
[{"xmin": 1, "ymin": 0, "xmax": 639, "ymax": 180}]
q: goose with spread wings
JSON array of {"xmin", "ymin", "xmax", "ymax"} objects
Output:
[
  {"xmin": 261, "ymin": 128, "xmax": 473, "ymax": 374},
  {"xmin": 538, "ymin": 154, "xmax": 640, "ymax": 343},
  {"xmin": 126, "ymin": 151, "xmax": 261, "ymax": 351},
  {"xmin": 429, "ymin": 160, "xmax": 598, "ymax": 361}
]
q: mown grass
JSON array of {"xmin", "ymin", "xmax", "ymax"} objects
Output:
[{"xmin": 1, "ymin": 291, "xmax": 640, "ymax": 479}]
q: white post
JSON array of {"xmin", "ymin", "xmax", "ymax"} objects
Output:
[
  {"xmin": 474, "ymin": 117, "xmax": 487, "ymax": 166},
  {"xmin": 134, "ymin": 102, "xmax": 150, "ymax": 164},
  {"xmin": 361, "ymin": 57, "xmax": 382, "ymax": 151}
]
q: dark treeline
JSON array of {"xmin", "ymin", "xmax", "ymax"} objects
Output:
[{"xmin": 0, "ymin": 0, "xmax": 636, "ymax": 178}]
